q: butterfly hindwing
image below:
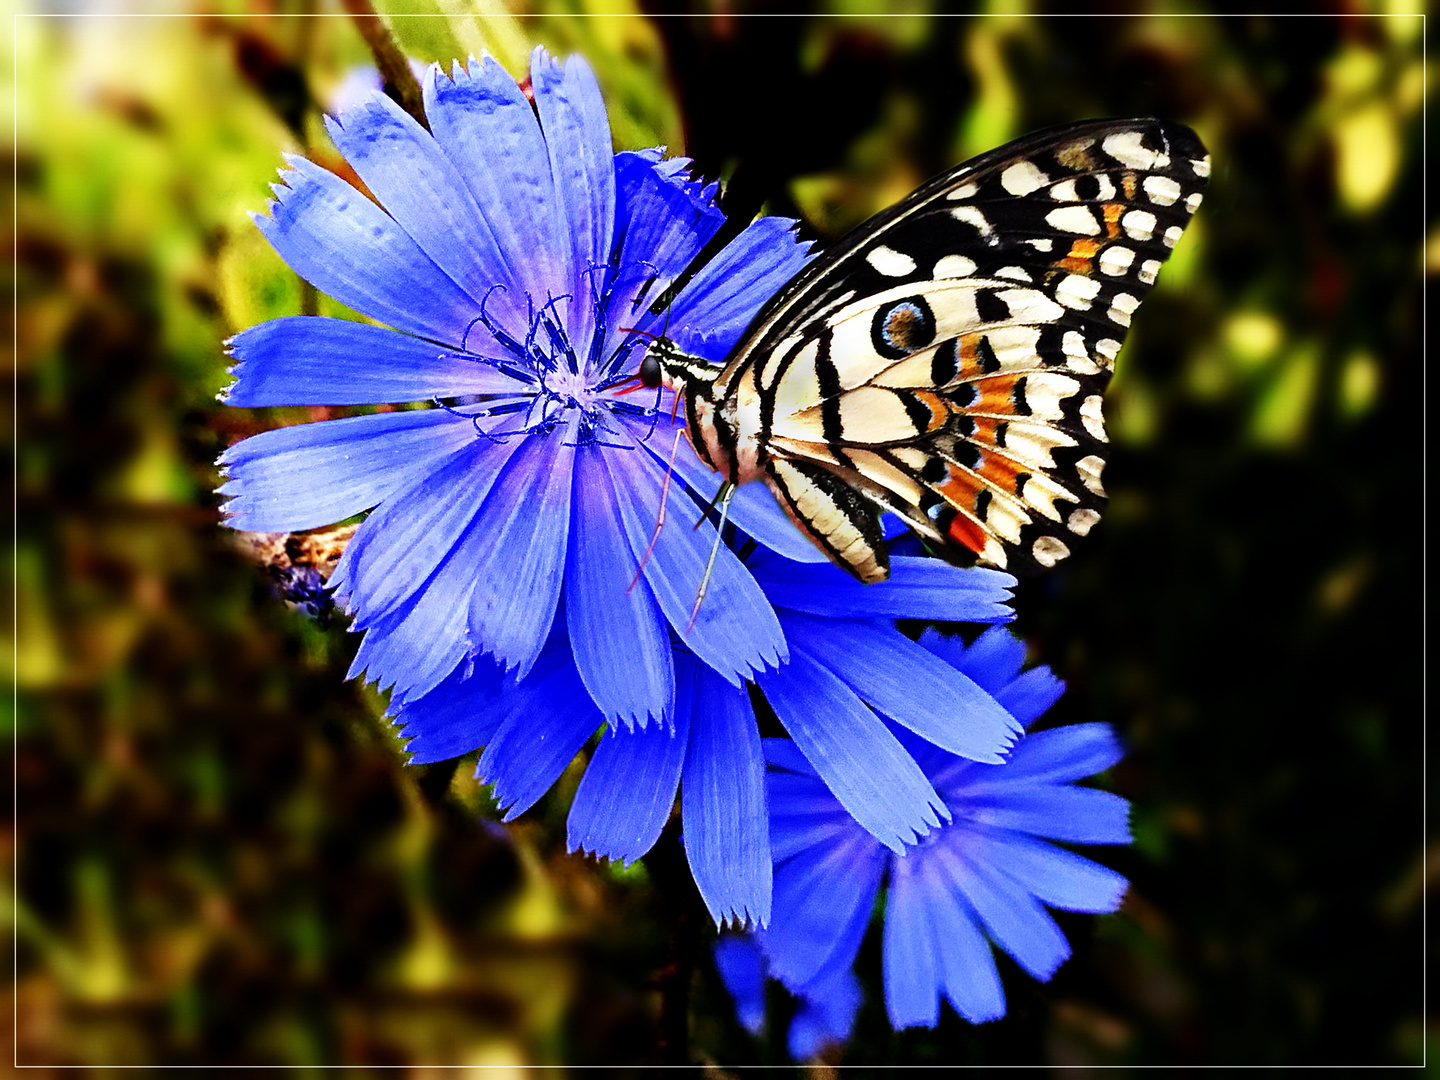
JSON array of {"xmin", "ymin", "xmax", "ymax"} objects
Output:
[
  {"xmin": 762, "ymin": 457, "xmax": 891, "ymax": 583},
  {"xmin": 730, "ymin": 118, "xmax": 1209, "ymax": 575}
]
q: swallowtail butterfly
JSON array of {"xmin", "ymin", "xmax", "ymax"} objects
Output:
[{"xmin": 642, "ymin": 118, "xmax": 1210, "ymax": 582}]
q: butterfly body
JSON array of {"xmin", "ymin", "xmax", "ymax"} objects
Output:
[{"xmin": 646, "ymin": 119, "xmax": 1210, "ymax": 583}]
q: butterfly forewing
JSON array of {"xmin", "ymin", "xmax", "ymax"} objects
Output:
[{"xmin": 725, "ymin": 118, "xmax": 1209, "ymax": 577}]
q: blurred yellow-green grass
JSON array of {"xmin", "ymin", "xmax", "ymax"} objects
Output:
[{"xmin": 13, "ymin": 5, "xmax": 1427, "ymax": 1068}]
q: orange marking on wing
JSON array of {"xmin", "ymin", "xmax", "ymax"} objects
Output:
[
  {"xmin": 947, "ymin": 511, "xmax": 988, "ymax": 556},
  {"xmin": 972, "ymin": 450, "xmax": 1027, "ymax": 493},
  {"xmin": 955, "ymin": 333, "xmax": 988, "ymax": 380},
  {"xmin": 1057, "ymin": 237, "xmax": 1100, "ymax": 274},
  {"xmin": 911, "ymin": 390, "xmax": 951, "ymax": 431},
  {"xmin": 965, "ymin": 415, "xmax": 999, "ymax": 444},
  {"xmin": 1103, "ymin": 203, "xmax": 1124, "ymax": 239},
  {"xmin": 965, "ymin": 374, "xmax": 1022, "ymax": 415},
  {"xmin": 934, "ymin": 470, "xmax": 990, "ymax": 555}
]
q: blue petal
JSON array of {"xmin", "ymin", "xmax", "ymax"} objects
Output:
[
  {"xmin": 919, "ymin": 618, "xmax": 1063, "ymax": 729},
  {"xmin": 335, "ymin": 435, "xmax": 550, "ymax": 706},
  {"xmin": 604, "ymin": 445, "xmax": 786, "ymax": 684},
  {"xmin": 330, "ymin": 436, "xmax": 521, "ymax": 627},
  {"xmin": 391, "ymin": 657, "xmax": 508, "ymax": 764},
  {"xmin": 346, "ymin": 581, "xmax": 471, "ymax": 705},
  {"xmin": 223, "ymin": 317, "xmax": 529, "ymax": 406},
  {"xmin": 324, "ymin": 90, "xmax": 530, "ymax": 329},
  {"xmin": 768, "ymin": 770, "xmax": 869, "ymax": 864},
  {"xmin": 752, "ymin": 553, "xmax": 1015, "ymax": 623},
  {"xmin": 965, "ymin": 825, "xmax": 1128, "ymax": 913},
  {"xmin": 565, "ymin": 446, "xmax": 674, "ymax": 727},
  {"xmin": 566, "ymin": 697, "xmax": 689, "ymax": 865},
  {"xmin": 788, "ymin": 967, "xmax": 863, "ymax": 1059},
  {"xmin": 424, "ymin": 57, "xmax": 570, "ymax": 310},
  {"xmin": 889, "ymin": 848, "xmax": 1007, "ymax": 1025},
  {"xmin": 254, "ymin": 154, "xmax": 478, "ymax": 344},
  {"xmin": 607, "ymin": 151, "xmax": 725, "ymax": 349},
  {"xmin": 713, "ymin": 934, "xmax": 767, "ymax": 1035},
  {"xmin": 651, "ymin": 153, "xmax": 721, "ymax": 205},
  {"xmin": 886, "ymin": 716, "xmax": 968, "ymax": 780},
  {"xmin": 997, "ymin": 723, "xmax": 1125, "ymax": 785},
  {"xmin": 466, "ymin": 425, "xmax": 576, "ymax": 676},
  {"xmin": 941, "ymin": 841, "xmax": 1071, "ymax": 981},
  {"xmin": 922, "ymin": 624, "xmax": 1027, "ymax": 695},
  {"xmin": 477, "ymin": 646, "xmax": 603, "ymax": 819},
  {"xmin": 681, "ymin": 659, "xmax": 772, "ymax": 928},
  {"xmin": 668, "ymin": 215, "xmax": 814, "ymax": 360},
  {"xmin": 759, "ymin": 646, "xmax": 947, "ymax": 853},
  {"xmin": 934, "ymin": 897, "xmax": 1007, "ymax": 1025},
  {"xmin": 960, "ymin": 786, "xmax": 1132, "ymax": 846},
  {"xmin": 531, "ymin": 49, "xmax": 615, "ymax": 354},
  {"xmin": 657, "ymin": 444, "xmax": 828, "ymax": 564},
  {"xmin": 997, "ymin": 667, "xmax": 1066, "ymax": 729},
  {"xmin": 882, "ymin": 852, "xmax": 943, "ymax": 1029},
  {"xmin": 762, "ymin": 737, "xmax": 815, "ymax": 776},
  {"xmin": 780, "ymin": 613, "xmax": 1019, "ymax": 763},
  {"xmin": 342, "ymin": 490, "xmax": 505, "ymax": 706},
  {"xmin": 761, "ymin": 826, "xmax": 884, "ymax": 989},
  {"xmin": 217, "ymin": 410, "xmax": 474, "ymax": 532}
]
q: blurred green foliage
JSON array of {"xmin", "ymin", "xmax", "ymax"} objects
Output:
[{"xmin": 13, "ymin": 3, "xmax": 1427, "ymax": 1069}]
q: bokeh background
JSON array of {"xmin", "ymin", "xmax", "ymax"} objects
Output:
[{"xmin": 12, "ymin": 5, "xmax": 1427, "ymax": 1069}]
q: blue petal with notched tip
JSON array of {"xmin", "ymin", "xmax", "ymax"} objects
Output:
[
  {"xmin": 566, "ymin": 702, "xmax": 689, "ymax": 866},
  {"xmin": 604, "ymin": 442, "xmax": 786, "ymax": 684},
  {"xmin": 325, "ymin": 90, "xmax": 525, "ymax": 327},
  {"xmin": 217, "ymin": 410, "xmax": 477, "ymax": 532},
  {"xmin": 751, "ymin": 550, "xmax": 1016, "ymax": 623},
  {"xmin": 476, "ymin": 639, "xmax": 604, "ymax": 821},
  {"xmin": 254, "ymin": 154, "xmax": 479, "ymax": 345},
  {"xmin": 423, "ymin": 56, "xmax": 570, "ymax": 311},
  {"xmin": 759, "ymin": 644, "xmax": 947, "ymax": 854},
  {"xmin": 223, "ymin": 317, "xmax": 530, "ymax": 406},
  {"xmin": 680, "ymin": 657, "xmax": 772, "ymax": 928},
  {"xmin": 667, "ymin": 214, "xmax": 815, "ymax": 359},
  {"xmin": 781, "ymin": 613, "xmax": 1020, "ymax": 763}
]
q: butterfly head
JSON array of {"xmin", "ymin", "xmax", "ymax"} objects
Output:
[
  {"xmin": 630, "ymin": 335, "xmax": 738, "ymax": 478},
  {"xmin": 636, "ymin": 335, "xmax": 717, "ymax": 394}
]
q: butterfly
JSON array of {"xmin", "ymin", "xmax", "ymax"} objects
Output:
[{"xmin": 640, "ymin": 118, "xmax": 1210, "ymax": 584}]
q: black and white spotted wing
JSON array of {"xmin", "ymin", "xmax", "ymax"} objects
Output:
[{"xmin": 699, "ymin": 118, "xmax": 1210, "ymax": 580}]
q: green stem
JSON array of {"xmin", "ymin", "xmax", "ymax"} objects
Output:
[{"xmin": 342, "ymin": 0, "xmax": 428, "ymax": 130}]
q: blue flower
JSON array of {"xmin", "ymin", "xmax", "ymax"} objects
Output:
[
  {"xmin": 393, "ymin": 550, "xmax": 1020, "ymax": 927},
  {"xmin": 217, "ymin": 46, "xmax": 1033, "ymax": 929},
  {"xmin": 217, "ymin": 48, "xmax": 818, "ymax": 723},
  {"xmin": 717, "ymin": 627, "xmax": 1130, "ymax": 1050}
]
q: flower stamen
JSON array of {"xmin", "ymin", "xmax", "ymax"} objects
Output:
[{"xmin": 467, "ymin": 283, "xmax": 529, "ymax": 360}]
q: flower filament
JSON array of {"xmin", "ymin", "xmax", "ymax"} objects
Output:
[{"xmin": 437, "ymin": 265, "xmax": 673, "ymax": 449}]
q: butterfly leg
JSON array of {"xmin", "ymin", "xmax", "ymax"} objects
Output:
[
  {"xmin": 627, "ymin": 426, "xmax": 686, "ymax": 595},
  {"xmin": 691, "ymin": 477, "xmax": 733, "ymax": 531},
  {"xmin": 687, "ymin": 481, "xmax": 736, "ymax": 633}
]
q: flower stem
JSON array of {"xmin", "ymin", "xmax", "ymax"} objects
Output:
[
  {"xmin": 648, "ymin": 820, "xmax": 701, "ymax": 1065},
  {"xmin": 342, "ymin": 0, "xmax": 428, "ymax": 130}
]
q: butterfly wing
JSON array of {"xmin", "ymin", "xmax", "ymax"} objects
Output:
[{"xmin": 723, "ymin": 118, "xmax": 1210, "ymax": 577}]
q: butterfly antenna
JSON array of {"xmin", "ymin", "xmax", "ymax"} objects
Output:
[
  {"xmin": 687, "ymin": 482, "xmax": 735, "ymax": 633},
  {"xmin": 628, "ymin": 427, "xmax": 686, "ymax": 595}
]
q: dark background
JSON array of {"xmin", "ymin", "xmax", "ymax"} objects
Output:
[{"xmin": 14, "ymin": 7, "xmax": 1427, "ymax": 1068}]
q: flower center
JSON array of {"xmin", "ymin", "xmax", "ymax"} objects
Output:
[{"xmin": 438, "ymin": 273, "xmax": 669, "ymax": 449}]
